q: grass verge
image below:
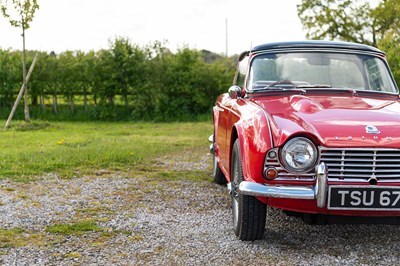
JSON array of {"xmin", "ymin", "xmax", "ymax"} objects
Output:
[{"xmin": 0, "ymin": 120, "xmax": 213, "ymax": 182}]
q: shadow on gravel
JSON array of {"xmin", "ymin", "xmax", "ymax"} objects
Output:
[{"xmin": 257, "ymin": 207, "xmax": 400, "ymax": 264}]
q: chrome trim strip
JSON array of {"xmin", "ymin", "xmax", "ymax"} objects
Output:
[
  {"xmin": 248, "ymin": 101, "xmax": 275, "ymax": 148},
  {"xmin": 213, "ymin": 106, "xmax": 224, "ymax": 112},
  {"xmin": 252, "ymin": 48, "xmax": 384, "ymax": 56},
  {"xmin": 238, "ymin": 182, "xmax": 315, "ymax": 199},
  {"xmin": 315, "ymin": 162, "xmax": 328, "ymax": 208},
  {"xmin": 262, "ymin": 108, "xmax": 275, "ymax": 149},
  {"xmin": 270, "ymin": 177, "xmax": 316, "ymax": 181},
  {"xmin": 238, "ymin": 163, "xmax": 326, "ymax": 204}
]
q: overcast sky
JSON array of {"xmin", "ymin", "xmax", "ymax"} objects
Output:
[{"xmin": 0, "ymin": 0, "xmax": 306, "ymax": 55}]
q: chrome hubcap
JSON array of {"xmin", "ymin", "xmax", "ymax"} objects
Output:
[
  {"xmin": 231, "ymin": 158, "xmax": 240, "ymax": 229},
  {"xmin": 232, "ymin": 194, "xmax": 239, "ymax": 229}
]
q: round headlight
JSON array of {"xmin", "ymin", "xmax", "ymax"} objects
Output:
[{"xmin": 280, "ymin": 137, "xmax": 317, "ymax": 173}]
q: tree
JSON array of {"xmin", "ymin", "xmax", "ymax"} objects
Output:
[
  {"xmin": 297, "ymin": 0, "xmax": 400, "ymax": 86},
  {"xmin": 372, "ymin": 0, "xmax": 400, "ymax": 85},
  {"xmin": 379, "ymin": 32, "xmax": 400, "ymax": 86},
  {"xmin": 372, "ymin": 0, "xmax": 400, "ymax": 38},
  {"xmin": 297, "ymin": 0, "xmax": 378, "ymax": 46},
  {"xmin": 110, "ymin": 37, "xmax": 145, "ymax": 110},
  {"xmin": 0, "ymin": 0, "xmax": 39, "ymax": 123},
  {"xmin": 0, "ymin": 50, "xmax": 20, "ymax": 107}
]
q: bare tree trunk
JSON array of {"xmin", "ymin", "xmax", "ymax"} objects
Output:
[
  {"xmin": 69, "ymin": 94, "xmax": 74, "ymax": 112},
  {"xmin": 124, "ymin": 93, "xmax": 129, "ymax": 110},
  {"xmin": 53, "ymin": 93, "xmax": 58, "ymax": 114},
  {"xmin": 108, "ymin": 96, "xmax": 114, "ymax": 105},
  {"xmin": 40, "ymin": 94, "xmax": 45, "ymax": 112},
  {"xmin": 22, "ymin": 26, "xmax": 30, "ymax": 123},
  {"xmin": 84, "ymin": 91, "xmax": 88, "ymax": 111}
]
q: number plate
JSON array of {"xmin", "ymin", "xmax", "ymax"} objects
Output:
[{"xmin": 328, "ymin": 186, "xmax": 400, "ymax": 210}]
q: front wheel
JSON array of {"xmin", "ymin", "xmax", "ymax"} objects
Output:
[{"xmin": 231, "ymin": 139, "xmax": 266, "ymax": 241}]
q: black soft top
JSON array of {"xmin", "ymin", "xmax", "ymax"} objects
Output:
[{"xmin": 251, "ymin": 40, "xmax": 384, "ymax": 55}]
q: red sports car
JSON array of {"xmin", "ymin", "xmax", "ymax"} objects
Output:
[{"xmin": 210, "ymin": 41, "xmax": 400, "ymax": 240}]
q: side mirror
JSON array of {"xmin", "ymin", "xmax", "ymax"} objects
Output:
[{"xmin": 228, "ymin": 85, "xmax": 242, "ymax": 99}]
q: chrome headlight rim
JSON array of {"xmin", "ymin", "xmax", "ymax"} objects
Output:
[{"xmin": 279, "ymin": 137, "xmax": 318, "ymax": 173}]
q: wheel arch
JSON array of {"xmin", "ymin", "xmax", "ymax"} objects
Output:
[
  {"xmin": 229, "ymin": 123, "xmax": 253, "ymax": 183},
  {"xmin": 229, "ymin": 113, "xmax": 273, "ymax": 184}
]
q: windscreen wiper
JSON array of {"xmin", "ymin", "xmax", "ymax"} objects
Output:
[
  {"xmin": 265, "ymin": 80, "xmax": 296, "ymax": 89},
  {"xmin": 250, "ymin": 87, "xmax": 307, "ymax": 94},
  {"xmin": 296, "ymin": 84, "xmax": 332, "ymax": 88}
]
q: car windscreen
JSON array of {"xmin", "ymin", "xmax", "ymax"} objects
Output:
[{"xmin": 248, "ymin": 52, "xmax": 398, "ymax": 94}]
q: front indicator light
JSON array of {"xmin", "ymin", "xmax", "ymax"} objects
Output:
[{"xmin": 264, "ymin": 167, "xmax": 278, "ymax": 180}]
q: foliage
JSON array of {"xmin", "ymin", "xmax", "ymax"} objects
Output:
[
  {"xmin": 378, "ymin": 32, "xmax": 400, "ymax": 86},
  {"xmin": 0, "ymin": 39, "xmax": 236, "ymax": 121},
  {"xmin": 372, "ymin": 0, "xmax": 400, "ymax": 38},
  {"xmin": 0, "ymin": 0, "xmax": 39, "ymax": 30},
  {"xmin": 297, "ymin": 0, "xmax": 400, "ymax": 47},
  {"xmin": 297, "ymin": 0, "xmax": 376, "ymax": 45},
  {"xmin": 373, "ymin": 0, "xmax": 400, "ymax": 87}
]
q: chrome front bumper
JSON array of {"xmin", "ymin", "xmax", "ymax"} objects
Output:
[{"xmin": 234, "ymin": 163, "xmax": 328, "ymax": 208}]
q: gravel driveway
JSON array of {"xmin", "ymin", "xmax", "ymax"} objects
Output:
[{"xmin": 0, "ymin": 150, "xmax": 399, "ymax": 265}]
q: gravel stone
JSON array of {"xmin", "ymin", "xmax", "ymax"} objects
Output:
[{"xmin": 0, "ymin": 152, "xmax": 399, "ymax": 265}]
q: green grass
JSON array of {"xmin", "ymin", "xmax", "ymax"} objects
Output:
[
  {"xmin": 0, "ymin": 120, "xmax": 213, "ymax": 182},
  {"xmin": 0, "ymin": 228, "xmax": 50, "ymax": 248},
  {"xmin": 45, "ymin": 221, "xmax": 103, "ymax": 235}
]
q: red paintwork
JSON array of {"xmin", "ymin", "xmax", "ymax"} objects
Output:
[
  {"xmin": 254, "ymin": 93, "xmax": 400, "ymax": 148},
  {"xmin": 214, "ymin": 93, "xmax": 273, "ymax": 185},
  {"xmin": 213, "ymin": 84, "xmax": 400, "ymax": 217}
]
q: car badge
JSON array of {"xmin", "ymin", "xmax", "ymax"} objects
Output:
[{"xmin": 365, "ymin": 125, "xmax": 380, "ymax": 134}]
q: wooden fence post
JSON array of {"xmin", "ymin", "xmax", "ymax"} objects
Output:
[{"xmin": 5, "ymin": 53, "xmax": 39, "ymax": 129}]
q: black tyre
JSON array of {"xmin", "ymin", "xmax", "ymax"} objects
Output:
[
  {"xmin": 212, "ymin": 135, "xmax": 227, "ymax": 185},
  {"xmin": 231, "ymin": 139, "xmax": 266, "ymax": 241}
]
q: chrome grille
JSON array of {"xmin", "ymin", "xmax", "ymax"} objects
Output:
[{"xmin": 320, "ymin": 148, "xmax": 400, "ymax": 181}]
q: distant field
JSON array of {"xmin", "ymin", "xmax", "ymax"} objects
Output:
[{"xmin": 0, "ymin": 121, "xmax": 213, "ymax": 182}]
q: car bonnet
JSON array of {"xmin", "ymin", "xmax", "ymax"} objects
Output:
[{"xmin": 251, "ymin": 93, "xmax": 400, "ymax": 148}]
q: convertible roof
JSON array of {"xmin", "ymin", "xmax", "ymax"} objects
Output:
[{"xmin": 251, "ymin": 40, "xmax": 384, "ymax": 55}]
